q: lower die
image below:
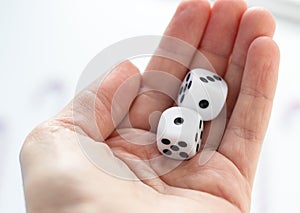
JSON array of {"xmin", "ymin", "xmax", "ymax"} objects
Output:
[{"xmin": 156, "ymin": 107, "xmax": 204, "ymax": 160}]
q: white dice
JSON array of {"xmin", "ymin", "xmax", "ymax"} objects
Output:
[
  {"xmin": 177, "ymin": 68, "xmax": 228, "ymax": 121},
  {"xmin": 156, "ymin": 68, "xmax": 227, "ymax": 160},
  {"xmin": 156, "ymin": 107, "xmax": 204, "ymax": 160}
]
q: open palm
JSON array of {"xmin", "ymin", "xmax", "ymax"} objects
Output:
[{"xmin": 20, "ymin": 1, "xmax": 280, "ymax": 213}]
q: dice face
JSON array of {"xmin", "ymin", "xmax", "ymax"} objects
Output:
[
  {"xmin": 156, "ymin": 107, "xmax": 204, "ymax": 160},
  {"xmin": 177, "ymin": 68, "xmax": 228, "ymax": 121}
]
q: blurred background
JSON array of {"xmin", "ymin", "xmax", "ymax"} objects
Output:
[{"xmin": 0, "ymin": 0, "xmax": 299, "ymax": 212}]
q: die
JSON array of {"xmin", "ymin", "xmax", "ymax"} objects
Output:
[
  {"xmin": 177, "ymin": 68, "xmax": 228, "ymax": 121},
  {"xmin": 156, "ymin": 106, "xmax": 204, "ymax": 160}
]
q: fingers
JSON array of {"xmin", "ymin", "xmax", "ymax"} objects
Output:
[
  {"xmin": 219, "ymin": 36, "xmax": 280, "ymax": 185},
  {"xmin": 127, "ymin": 0, "xmax": 211, "ymax": 130},
  {"xmin": 224, "ymin": 8, "xmax": 276, "ymax": 118},
  {"xmin": 194, "ymin": 0, "xmax": 247, "ymax": 75},
  {"xmin": 57, "ymin": 61, "xmax": 141, "ymax": 141}
]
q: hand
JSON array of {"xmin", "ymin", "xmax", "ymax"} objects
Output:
[{"xmin": 20, "ymin": 1, "xmax": 280, "ymax": 212}]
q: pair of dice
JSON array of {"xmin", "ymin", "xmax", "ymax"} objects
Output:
[{"xmin": 156, "ymin": 68, "xmax": 228, "ymax": 160}]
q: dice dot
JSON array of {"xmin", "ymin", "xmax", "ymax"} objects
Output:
[
  {"xmin": 179, "ymin": 152, "xmax": 189, "ymax": 159},
  {"xmin": 184, "ymin": 83, "xmax": 188, "ymax": 92},
  {"xmin": 179, "ymin": 86, "xmax": 183, "ymax": 95},
  {"xmin": 196, "ymin": 144, "xmax": 200, "ymax": 152},
  {"xmin": 195, "ymin": 132, "xmax": 198, "ymax": 142},
  {"xmin": 188, "ymin": 80, "xmax": 192, "ymax": 89},
  {"xmin": 199, "ymin": 100, "xmax": 209, "ymax": 109},
  {"xmin": 180, "ymin": 94, "xmax": 185, "ymax": 103},
  {"xmin": 213, "ymin": 75, "xmax": 222, "ymax": 81},
  {"xmin": 174, "ymin": 117, "xmax": 184, "ymax": 125},
  {"xmin": 200, "ymin": 131, "xmax": 203, "ymax": 139},
  {"xmin": 207, "ymin": 76, "xmax": 215, "ymax": 82},
  {"xmin": 200, "ymin": 77, "xmax": 208, "ymax": 83},
  {"xmin": 199, "ymin": 120, "xmax": 202, "ymax": 129},
  {"xmin": 161, "ymin": 138, "xmax": 171, "ymax": 145},
  {"xmin": 178, "ymin": 141, "xmax": 187, "ymax": 147},
  {"xmin": 186, "ymin": 73, "xmax": 191, "ymax": 82},
  {"xmin": 170, "ymin": 145, "xmax": 179, "ymax": 151},
  {"xmin": 163, "ymin": 149, "xmax": 172, "ymax": 155}
]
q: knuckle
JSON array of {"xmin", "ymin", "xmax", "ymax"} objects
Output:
[
  {"xmin": 240, "ymin": 85, "xmax": 272, "ymax": 102},
  {"xmin": 229, "ymin": 125, "xmax": 263, "ymax": 143}
]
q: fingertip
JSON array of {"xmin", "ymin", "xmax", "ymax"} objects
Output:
[
  {"xmin": 178, "ymin": 0, "xmax": 211, "ymax": 11},
  {"xmin": 242, "ymin": 7, "xmax": 276, "ymax": 37},
  {"xmin": 165, "ymin": 0, "xmax": 211, "ymax": 42},
  {"xmin": 248, "ymin": 36, "xmax": 280, "ymax": 68},
  {"xmin": 243, "ymin": 36, "xmax": 280, "ymax": 101},
  {"xmin": 114, "ymin": 60, "xmax": 141, "ymax": 78},
  {"xmin": 213, "ymin": 0, "xmax": 248, "ymax": 13},
  {"xmin": 175, "ymin": 0, "xmax": 211, "ymax": 22},
  {"xmin": 109, "ymin": 60, "xmax": 142, "ymax": 95}
]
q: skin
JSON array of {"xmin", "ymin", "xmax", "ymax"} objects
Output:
[{"xmin": 20, "ymin": 0, "xmax": 280, "ymax": 212}]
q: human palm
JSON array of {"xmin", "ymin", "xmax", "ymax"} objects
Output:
[{"xmin": 20, "ymin": 1, "xmax": 279, "ymax": 213}]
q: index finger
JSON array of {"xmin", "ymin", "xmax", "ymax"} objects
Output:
[{"xmin": 127, "ymin": 0, "xmax": 211, "ymax": 130}]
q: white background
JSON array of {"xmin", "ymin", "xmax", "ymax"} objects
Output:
[{"xmin": 0, "ymin": 0, "xmax": 300, "ymax": 212}]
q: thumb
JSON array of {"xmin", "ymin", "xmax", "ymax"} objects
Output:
[{"xmin": 57, "ymin": 61, "xmax": 142, "ymax": 141}]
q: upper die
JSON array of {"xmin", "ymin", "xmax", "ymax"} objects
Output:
[
  {"xmin": 156, "ymin": 107, "xmax": 204, "ymax": 160},
  {"xmin": 177, "ymin": 68, "xmax": 228, "ymax": 121}
]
